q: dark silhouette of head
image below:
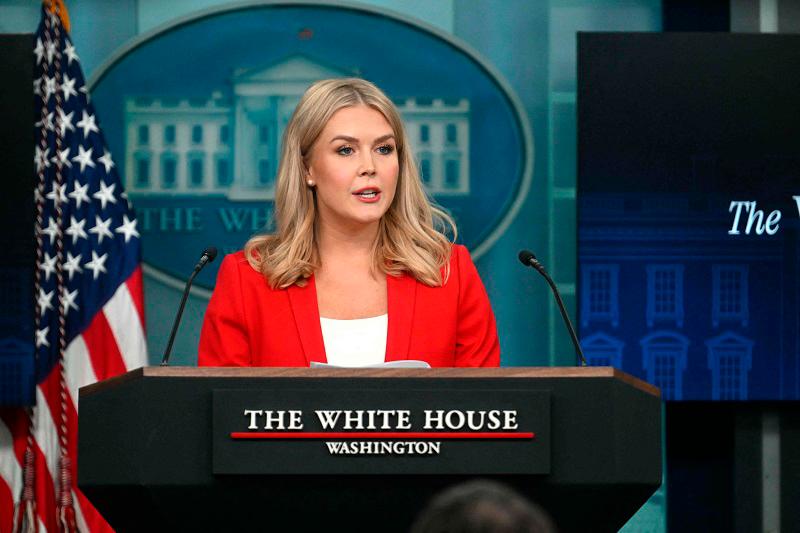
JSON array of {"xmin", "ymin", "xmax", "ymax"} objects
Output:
[{"xmin": 410, "ymin": 480, "xmax": 557, "ymax": 533}]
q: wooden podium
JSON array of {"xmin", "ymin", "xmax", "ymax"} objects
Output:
[{"xmin": 78, "ymin": 367, "xmax": 661, "ymax": 532}]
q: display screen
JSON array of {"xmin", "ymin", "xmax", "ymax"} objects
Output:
[{"xmin": 578, "ymin": 33, "xmax": 800, "ymax": 400}]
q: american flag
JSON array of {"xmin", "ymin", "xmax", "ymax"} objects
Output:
[{"xmin": 0, "ymin": 3, "xmax": 147, "ymax": 532}]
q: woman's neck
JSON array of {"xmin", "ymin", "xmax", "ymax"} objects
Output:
[
  {"xmin": 314, "ymin": 220, "xmax": 388, "ymax": 318},
  {"xmin": 316, "ymin": 220, "xmax": 379, "ymax": 268}
]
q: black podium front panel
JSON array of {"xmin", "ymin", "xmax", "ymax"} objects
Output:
[{"xmin": 78, "ymin": 367, "xmax": 660, "ymax": 532}]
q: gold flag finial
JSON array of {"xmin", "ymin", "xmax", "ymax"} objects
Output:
[{"xmin": 43, "ymin": 0, "xmax": 71, "ymax": 33}]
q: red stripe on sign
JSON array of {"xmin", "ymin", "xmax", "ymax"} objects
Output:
[
  {"xmin": 81, "ymin": 312, "xmax": 128, "ymax": 381},
  {"xmin": 125, "ymin": 266, "xmax": 146, "ymax": 331},
  {"xmin": 230, "ymin": 432, "xmax": 535, "ymax": 440}
]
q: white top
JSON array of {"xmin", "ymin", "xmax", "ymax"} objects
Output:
[{"xmin": 319, "ymin": 314, "xmax": 388, "ymax": 367}]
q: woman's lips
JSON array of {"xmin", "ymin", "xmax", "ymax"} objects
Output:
[{"xmin": 353, "ymin": 188, "xmax": 381, "ymax": 203}]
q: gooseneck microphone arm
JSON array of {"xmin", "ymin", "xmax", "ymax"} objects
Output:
[
  {"xmin": 518, "ymin": 250, "xmax": 587, "ymax": 367},
  {"xmin": 160, "ymin": 246, "xmax": 218, "ymax": 366}
]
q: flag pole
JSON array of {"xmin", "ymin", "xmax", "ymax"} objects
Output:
[{"xmin": 44, "ymin": 0, "xmax": 70, "ymax": 33}]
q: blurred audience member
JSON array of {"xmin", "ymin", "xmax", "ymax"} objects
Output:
[{"xmin": 410, "ymin": 479, "xmax": 557, "ymax": 533}]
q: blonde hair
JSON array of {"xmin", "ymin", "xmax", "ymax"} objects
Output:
[{"xmin": 244, "ymin": 78, "xmax": 456, "ymax": 288}]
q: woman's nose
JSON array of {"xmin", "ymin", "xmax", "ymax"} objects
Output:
[{"xmin": 358, "ymin": 152, "xmax": 376, "ymax": 176}]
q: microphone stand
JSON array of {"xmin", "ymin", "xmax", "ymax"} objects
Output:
[
  {"xmin": 519, "ymin": 251, "xmax": 587, "ymax": 366},
  {"xmin": 161, "ymin": 248, "xmax": 217, "ymax": 366}
]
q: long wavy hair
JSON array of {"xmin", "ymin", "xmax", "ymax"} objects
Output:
[{"xmin": 244, "ymin": 78, "xmax": 456, "ymax": 288}]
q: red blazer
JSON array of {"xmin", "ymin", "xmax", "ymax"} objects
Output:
[{"xmin": 198, "ymin": 244, "xmax": 500, "ymax": 367}]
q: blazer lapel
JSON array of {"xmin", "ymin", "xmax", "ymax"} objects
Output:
[
  {"xmin": 287, "ymin": 276, "xmax": 327, "ymax": 365},
  {"xmin": 385, "ymin": 272, "xmax": 416, "ymax": 361}
]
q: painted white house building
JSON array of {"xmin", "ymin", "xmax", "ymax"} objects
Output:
[{"xmin": 124, "ymin": 56, "xmax": 470, "ymax": 199}]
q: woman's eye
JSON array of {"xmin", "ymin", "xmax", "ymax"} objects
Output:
[
  {"xmin": 337, "ymin": 146, "xmax": 353, "ymax": 156},
  {"xmin": 376, "ymin": 144, "xmax": 395, "ymax": 155}
]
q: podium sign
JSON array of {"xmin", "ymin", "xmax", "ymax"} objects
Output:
[{"xmin": 213, "ymin": 388, "xmax": 550, "ymax": 475}]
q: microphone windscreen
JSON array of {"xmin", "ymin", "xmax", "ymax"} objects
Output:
[
  {"xmin": 204, "ymin": 246, "xmax": 219, "ymax": 263},
  {"xmin": 518, "ymin": 250, "xmax": 536, "ymax": 266}
]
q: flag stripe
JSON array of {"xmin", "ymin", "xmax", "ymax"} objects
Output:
[
  {"xmin": 0, "ymin": 477, "xmax": 14, "ymax": 533},
  {"xmin": 0, "ymin": 418, "xmax": 22, "ymax": 533},
  {"xmin": 28, "ymin": 439, "xmax": 58, "ymax": 533},
  {"xmin": 125, "ymin": 266, "xmax": 146, "ymax": 329},
  {"xmin": 103, "ymin": 278, "xmax": 148, "ymax": 372},
  {"xmin": 72, "ymin": 489, "xmax": 91, "ymax": 532},
  {"xmin": 32, "ymin": 385, "xmax": 61, "ymax": 508},
  {"xmin": 35, "ymin": 370, "xmax": 66, "ymax": 473},
  {"xmin": 74, "ymin": 487, "xmax": 111, "ymax": 533},
  {"xmin": 0, "ymin": 417, "xmax": 22, "ymax": 500},
  {"xmin": 64, "ymin": 334, "xmax": 98, "ymax": 409},
  {"xmin": 63, "ymin": 336, "xmax": 114, "ymax": 529},
  {"xmin": 81, "ymin": 311, "xmax": 128, "ymax": 381}
]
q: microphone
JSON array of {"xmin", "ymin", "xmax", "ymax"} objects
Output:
[
  {"xmin": 160, "ymin": 247, "xmax": 218, "ymax": 366},
  {"xmin": 518, "ymin": 250, "xmax": 587, "ymax": 366},
  {"xmin": 194, "ymin": 246, "xmax": 218, "ymax": 271}
]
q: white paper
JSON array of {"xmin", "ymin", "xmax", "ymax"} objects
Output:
[{"xmin": 310, "ymin": 360, "xmax": 431, "ymax": 369}]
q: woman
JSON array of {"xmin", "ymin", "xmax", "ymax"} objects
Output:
[{"xmin": 198, "ymin": 78, "xmax": 499, "ymax": 367}]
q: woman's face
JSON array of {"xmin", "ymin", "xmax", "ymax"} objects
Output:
[{"xmin": 307, "ymin": 105, "xmax": 399, "ymax": 234}]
